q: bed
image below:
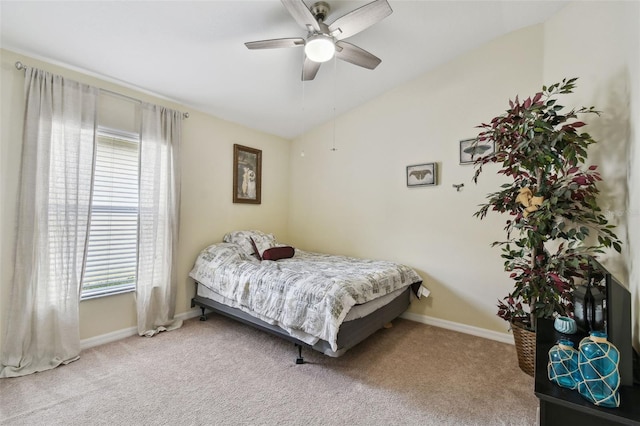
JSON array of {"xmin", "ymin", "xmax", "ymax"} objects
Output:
[{"xmin": 189, "ymin": 230, "xmax": 424, "ymax": 363}]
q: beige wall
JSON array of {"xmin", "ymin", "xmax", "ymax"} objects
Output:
[
  {"xmin": 0, "ymin": 49, "xmax": 290, "ymax": 352},
  {"xmin": 288, "ymin": 25, "xmax": 545, "ymax": 335},
  {"xmin": 542, "ymin": 1, "xmax": 640, "ymax": 348},
  {"xmin": 288, "ymin": 2, "xmax": 638, "ymax": 343}
]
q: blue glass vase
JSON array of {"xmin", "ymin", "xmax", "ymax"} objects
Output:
[
  {"xmin": 548, "ymin": 339, "xmax": 579, "ymax": 389},
  {"xmin": 577, "ymin": 331, "xmax": 620, "ymax": 408}
]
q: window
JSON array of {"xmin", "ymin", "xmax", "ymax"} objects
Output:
[{"xmin": 81, "ymin": 127, "xmax": 139, "ymax": 299}]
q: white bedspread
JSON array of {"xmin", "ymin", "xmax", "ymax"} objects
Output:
[{"xmin": 188, "ymin": 243, "xmax": 422, "ymax": 351}]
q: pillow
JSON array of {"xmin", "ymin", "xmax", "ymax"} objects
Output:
[
  {"xmin": 223, "ymin": 230, "xmax": 276, "ymax": 259},
  {"xmin": 250, "ymin": 236, "xmax": 279, "ymax": 260},
  {"xmin": 193, "ymin": 243, "xmax": 255, "ymax": 267},
  {"xmin": 261, "ymin": 246, "xmax": 295, "ymax": 261},
  {"xmin": 189, "ymin": 243, "xmax": 256, "ymax": 285},
  {"xmin": 249, "ymin": 237, "xmax": 262, "ymax": 260}
]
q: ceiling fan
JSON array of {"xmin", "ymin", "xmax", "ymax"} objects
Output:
[{"xmin": 245, "ymin": 0, "xmax": 393, "ymax": 81}]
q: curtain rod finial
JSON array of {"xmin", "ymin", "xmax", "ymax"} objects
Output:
[{"xmin": 15, "ymin": 61, "xmax": 25, "ymax": 70}]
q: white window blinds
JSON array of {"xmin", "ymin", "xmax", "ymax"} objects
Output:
[{"xmin": 81, "ymin": 128, "xmax": 139, "ymax": 299}]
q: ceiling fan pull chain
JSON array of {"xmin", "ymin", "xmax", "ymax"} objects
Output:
[
  {"xmin": 301, "ymin": 52, "xmax": 306, "ymax": 139},
  {"xmin": 331, "ymin": 56, "xmax": 337, "ymax": 152}
]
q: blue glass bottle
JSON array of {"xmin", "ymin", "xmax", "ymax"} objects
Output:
[
  {"xmin": 577, "ymin": 331, "xmax": 620, "ymax": 408},
  {"xmin": 548, "ymin": 339, "xmax": 579, "ymax": 389}
]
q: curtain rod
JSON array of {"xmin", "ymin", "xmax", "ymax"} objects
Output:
[{"xmin": 14, "ymin": 61, "xmax": 189, "ymax": 119}]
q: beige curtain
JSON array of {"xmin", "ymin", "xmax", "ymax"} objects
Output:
[
  {"xmin": 0, "ymin": 67, "xmax": 97, "ymax": 377},
  {"xmin": 136, "ymin": 103, "xmax": 182, "ymax": 336}
]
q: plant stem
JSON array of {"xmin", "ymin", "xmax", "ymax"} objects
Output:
[{"xmin": 530, "ymin": 167, "xmax": 544, "ymax": 329}]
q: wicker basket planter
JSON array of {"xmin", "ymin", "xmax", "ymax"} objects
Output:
[{"xmin": 512, "ymin": 319, "xmax": 536, "ymax": 377}]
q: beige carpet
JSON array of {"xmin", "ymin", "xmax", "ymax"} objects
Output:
[{"xmin": 0, "ymin": 316, "xmax": 538, "ymax": 425}]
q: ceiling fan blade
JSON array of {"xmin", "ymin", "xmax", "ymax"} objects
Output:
[
  {"xmin": 302, "ymin": 57, "xmax": 321, "ymax": 81},
  {"xmin": 245, "ymin": 38, "xmax": 305, "ymax": 50},
  {"xmin": 335, "ymin": 41, "xmax": 381, "ymax": 70},
  {"xmin": 328, "ymin": 0, "xmax": 392, "ymax": 40},
  {"xmin": 281, "ymin": 0, "xmax": 321, "ymax": 33}
]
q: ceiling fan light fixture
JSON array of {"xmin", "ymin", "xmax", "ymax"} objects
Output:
[
  {"xmin": 304, "ymin": 34, "xmax": 335, "ymax": 63},
  {"xmin": 245, "ymin": 0, "xmax": 392, "ymax": 80}
]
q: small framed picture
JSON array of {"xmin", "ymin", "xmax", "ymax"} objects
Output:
[
  {"xmin": 459, "ymin": 138, "xmax": 495, "ymax": 164},
  {"xmin": 233, "ymin": 144, "xmax": 262, "ymax": 204},
  {"xmin": 407, "ymin": 162, "xmax": 436, "ymax": 187}
]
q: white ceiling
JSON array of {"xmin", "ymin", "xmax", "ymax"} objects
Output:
[{"xmin": 1, "ymin": 0, "xmax": 567, "ymax": 139}]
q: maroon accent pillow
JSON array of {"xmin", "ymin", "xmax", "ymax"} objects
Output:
[
  {"xmin": 261, "ymin": 246, "xmax": 295, "ymax": 261},
  {"xmin": 249, "ymin": 237, "xmax": 262, "ymax": 260}
]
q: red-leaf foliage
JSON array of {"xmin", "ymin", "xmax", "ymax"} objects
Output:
[{"xmin": 472, "ymin": 78, "xmax": 622, "ymax": 327}]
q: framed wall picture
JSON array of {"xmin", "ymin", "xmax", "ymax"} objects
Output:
[
  {"xmin": 407, "ymin": 162, "xmax": 436, "ymax": 187},
  {"xmin": 233, "ymin": 144, "xmax": 262, "ymax": 204},
  {"xmin": 459, "ymin": 138, "xmax": 495, "ymax": 164}
]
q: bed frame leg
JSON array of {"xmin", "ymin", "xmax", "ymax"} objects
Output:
[
  {"xmin": 295, "ymin": 343, "xmax": 304, "ymax": 364},
  {"xmin": 199, "ymin": 306, "xmax": 207, "ymax": 321}
]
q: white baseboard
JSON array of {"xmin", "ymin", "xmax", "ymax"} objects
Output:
[
  {"xmin": 80, "ymin": 308, "xmax": 201, "ymax": 350},
  {"xmin": 80, "ymin": 309, "xmax": 512, "ymax": 351},
  {"xmin": 400, "ymin": 312, "xmax": 514, "ymax": 345}
]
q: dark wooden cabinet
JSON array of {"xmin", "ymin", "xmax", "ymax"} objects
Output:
[{"xmin": 534, "ymin": 318, "xmax": 640, "ymax": 425}]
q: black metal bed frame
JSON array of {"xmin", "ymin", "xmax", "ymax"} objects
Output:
[
  {"xmin": 191, "ymin": 281, "xmax": 421, "ymax": 364},
  {"xmin": 192, "ymin": 293, "xmax": 309, "ymax": 364}
]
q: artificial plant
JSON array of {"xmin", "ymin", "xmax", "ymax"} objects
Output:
[{"xmin": 472, "ymin": 78, "xmax": 622, "ymax": 331}]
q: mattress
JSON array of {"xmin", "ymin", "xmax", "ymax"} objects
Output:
[{"xmin": 197, "ymin": 284, "xmax": 408, "ymax": 323}]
